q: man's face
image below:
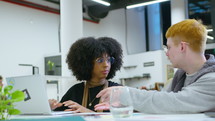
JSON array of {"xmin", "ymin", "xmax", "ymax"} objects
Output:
[{"xmin": 166, "ymin": 37, "xmax": 181, "ymax": 68}]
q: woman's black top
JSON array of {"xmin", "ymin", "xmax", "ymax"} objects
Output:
[{"xmin": 54, "ymin": 81, "xmax": 120, "ymax": 112}]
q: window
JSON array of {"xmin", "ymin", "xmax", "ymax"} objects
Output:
[
  {"xmin": 125, "ymin": 1, "xmax": 171, "ymax": 54},
  {"xmin": 188, "ymin": 0, "xmax": 214, "ymax": 44}
]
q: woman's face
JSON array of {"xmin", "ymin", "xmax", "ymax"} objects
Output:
[{"xmin": 91, "ymin": 54, "xmax": 112, "ymax": 80}]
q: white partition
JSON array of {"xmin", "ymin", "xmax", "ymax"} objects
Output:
[{"xmin": 116, "ymin": 50, "xmax": 171, "ymax": 89}]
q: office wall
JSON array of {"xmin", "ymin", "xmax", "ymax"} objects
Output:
[
  {"xmin": 0, "ymin": 1, "xmax": 60, "ymax": 78},
  {"xmin": 83, "ymin": 9, "xmax": 127, "ymax": 57}
]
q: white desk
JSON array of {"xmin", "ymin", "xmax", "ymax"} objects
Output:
[
  {"xmin": 84, "ymin": 113, "xmax": 215, "ymax": 121},
  {"xmin": 11, "ymin": 113, "xmax": 215, "ymax": 121}
]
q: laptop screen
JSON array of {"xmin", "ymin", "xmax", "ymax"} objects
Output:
[{"xmin": 6, "ymin": 75, "xmax": 52, "ymax": 114}]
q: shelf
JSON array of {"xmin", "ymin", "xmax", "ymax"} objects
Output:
[
  {"xmin": 45, "ymin": 75, "xmax": 74, "ymax": 81},
  {"xmin": 120, "ymin": 73, "xmax": 150, "ymax": 81},
  {"xmin": 123, "ymin": 65, "xmax": 137, "ymax": 69}
]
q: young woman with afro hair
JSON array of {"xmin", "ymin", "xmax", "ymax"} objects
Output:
[{"xmin": 49, "ymin": 37, "xmax": 123, "ymax": 113}]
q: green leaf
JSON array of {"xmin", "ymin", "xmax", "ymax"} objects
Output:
[
  {"xmin": 8, "ymin": 108, "xmax": 21, "ymax": 115},
  {"xmin": 47, "ymin": 60, "xmax": 54, "ymax": 70},
  {"xmin": 11, "ymin": 91, "xmax": 24, "ymax": 102},
  {"xmin": 0, "ymin": 104, "xmax": 13, "ymax": 110},
  {"xmin": 4, "ymin": 85, "xmax": 13, "ymax": 94},
  {"xmin": 0, "ymin": 95, "xmax": 7, "ymax": 101},
  {"xmin": 0, "ymin": 85, "xmax": 24, "ymax": 118},
  {"xmin": 0, "ymin": 100, "xmax": 12, "ymax": 106}
]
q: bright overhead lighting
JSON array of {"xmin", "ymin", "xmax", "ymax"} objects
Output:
[
  {"xmin": 207, "ymin": 35, "xmax": 214, "ymax": 40},
  {"xmin": 92, "ymin": 0, "xmax": 110, "ymax": 6},
  {"xmin": 207, "ymin": 29, "xmax": 213, "ymax": 32},
  {"xmin": 126, "ymin": 0, "xmax": 170, "ymax": 9}
]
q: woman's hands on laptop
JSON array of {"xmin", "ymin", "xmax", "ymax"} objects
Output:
[
  {"xmin": 63, "ymin": 100, "xmax": 94, "ymax": 113},
  {"xmin": 49, "ymin": 99, "xmax": 94, "ymax": 113},
  {"xmin": 49, "ymin": 99, "xmax": 63, "ymax": 110}
]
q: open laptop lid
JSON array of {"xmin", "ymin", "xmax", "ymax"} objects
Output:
[{"xmin": 6, "ymin": 75, "xmax": 52, "ymax": 115}]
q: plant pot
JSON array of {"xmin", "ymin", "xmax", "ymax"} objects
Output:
[{"xmin": 47, "ymin": 70, "xmax": 55, "ymax": 75}]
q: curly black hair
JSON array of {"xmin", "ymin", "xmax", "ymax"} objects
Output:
[{"xmin": 66, "ymin": 37, "xmax": 123, "ymax": 81}]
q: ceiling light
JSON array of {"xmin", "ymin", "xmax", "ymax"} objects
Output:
[
  {"xmin": 207, "ymin": 35, "xmax": 214, "ymax": 40},
  {"xmin": 207, "ymin": 29, "xmax": 213, "ymax": 32},
  {"xmin": 91, "ymin": 0, "xmax": 110, "ymax": 6},
  {"xmin": 126, "ymin": 0, "xmax": 170, "ymax": 9}
]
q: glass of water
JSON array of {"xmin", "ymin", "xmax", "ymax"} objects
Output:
[{"xmin": 110, "ymin": 87, "xmax": 133, "ymax": 118}]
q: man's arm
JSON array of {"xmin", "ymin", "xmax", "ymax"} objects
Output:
[{"xmin": 129, "ymin": 72, "xmax": 215, "ymax": 114}]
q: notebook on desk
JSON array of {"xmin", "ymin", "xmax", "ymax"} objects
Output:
[{"xmin": 6, "ymin": 75, "xmax": 73, "ymax": 115}]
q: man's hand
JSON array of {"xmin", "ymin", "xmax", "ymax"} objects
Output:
[
  {"xmin": 96, "ymin": 86, "xmax": 123, "ymax": 102},
  {"xmin": 94, "ymin": 86, "xmax": 123, "ymax": 111}
]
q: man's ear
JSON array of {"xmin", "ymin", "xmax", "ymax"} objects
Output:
[
  {"xmin": 180, "ymin": 41, "xmax": 188, "ymax": 52},
  {"xmin": 180, "ymin": 42, "xmax": 184, "ymax": 51}
]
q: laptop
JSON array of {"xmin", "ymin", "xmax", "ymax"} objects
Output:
[{"xmin": 6, "ymin": 75, "xmax": 73, "ymax": 115}]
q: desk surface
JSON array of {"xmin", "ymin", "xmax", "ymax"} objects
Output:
[
  {"xmin": 9, "ymin": 114, "xmax": 84, "ymax": 121},
  {"xmin": 10, "ymin": 113, "xmax": 215, "ymax": 121}
]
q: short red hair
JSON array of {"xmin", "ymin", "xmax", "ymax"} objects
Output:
[{"xmin": 166, "ymin": 19, "xmax": 207, "ymax": 53}]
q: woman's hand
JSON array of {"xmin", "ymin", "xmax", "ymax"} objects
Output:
[
  {"xmin": 49, "ymin": 99, "xmax": 63, "ymax": 110},
  {"xmin": 94, "ymin": 102, "xmax": 110, "ymax": 111},
  {"xmin": 63, "ymin": 100, "xmax": 94, "ymax": 113}
]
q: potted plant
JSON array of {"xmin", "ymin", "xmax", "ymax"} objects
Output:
[
  {"xmin": 47, "ymin": 60, "xmax": 55, "ymax": 75},
  {"xmin": 0, "ymin": 85, "xmax": 24, "ymax": 120}
]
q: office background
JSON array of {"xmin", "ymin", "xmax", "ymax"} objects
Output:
[{"xmin": 0, "ymin": 0, "xmax": 214, "ymax": 99}]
